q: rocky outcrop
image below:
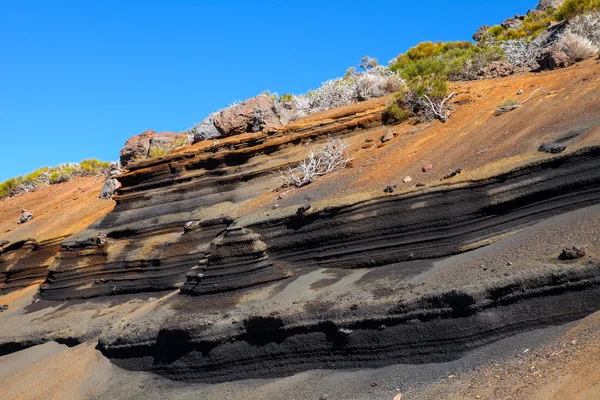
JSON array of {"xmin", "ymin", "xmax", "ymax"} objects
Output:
[
  {"xmin": 501, "ymin": 15, "xmax": 524, "ymax": 30},
  {"xmin": 120, "ymin": 130, "xmax": 187, "ymax": 168},
  {"xmin": 472, "ymin": 25, "xmax": 490, "ymax": 42},
  {"xmin": 213, "ymin": 94, "xmax": 282, "ymax": 137},
  {"xmin": 99, "ymin": 263, "xmax": 600, "ymax": 383},
  {"xmin": 182, "ymin": 227, "xmax": 289, "ymax": 295},
  {"xmin": 537, "ymin": 0, "xmax": 565, "ymax": 10},
  {"xmin": 0, "ymin": 239, "xmax": 56, "ymax": 294},
  {"xmin": 99, "ymin": 163, "xmax": 122, "ymax": 199}
]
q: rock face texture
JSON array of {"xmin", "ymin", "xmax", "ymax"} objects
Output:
[{"xmin": 183, "ymin": 227, "xmax": 288, "ymax": 295}]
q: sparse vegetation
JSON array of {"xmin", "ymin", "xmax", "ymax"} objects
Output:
[
  {"xmin": 281, "ymin": 65, "xmax": 406, "ymax": 117},
  {"xmin": 277, "ymin": 136, "xmax": 352, "ymax": 188},
  {"xmin": 559, "ymin": 31, "xmax": 599, "ymax": 61},
  {"xmin": 485, "ymin": 9, "xmax": 557, "ymax": 41},
  {"xmin": 494, "ymin": 88, "xmax": 557, "ymax": 115},
  {"xmin": 498, "ymin": 39, "xmax": 542, "ymax": 70},
  {"xmin": 389, "ymin": 41, "xmax": 504, "ymax": 82},
  {"xmin": 567, "ymin": 12, "xmax": 600, "ymax": 44},
  {"xmin": 0, "ymin": 159, "xmax": 111, "ymax": 200},
  {"xmin": 556, "ymin": 0, "xmax": 600, "ymax": 21}
]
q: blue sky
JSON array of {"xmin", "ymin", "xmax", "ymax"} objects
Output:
[{"xmin": 0, "ymin": 0, "xmax": 533, "ymax": 181}]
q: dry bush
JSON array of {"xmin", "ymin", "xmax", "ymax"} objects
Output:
[
  {"xmin": 559, "ymin": 31, "xmax": 600, "ymax": 61},
  {"xmin": 568, "ymin": 12, "xmax": 600, "ymax": 44},
  {"xmin": 498, "ymin": 39, "xmax": 542, "ymax": 70},
  {"xmin": 277, "ymin": 137, "xmax": 352, "ymax": 188},
  {"xmin": 288, "ymin": 66, "xmax": 405, "ymax": 117}
]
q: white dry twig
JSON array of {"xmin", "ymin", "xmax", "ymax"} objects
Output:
[{"xmin": 277, "ymin": 136, "xmax": 352, "ymax": 188}]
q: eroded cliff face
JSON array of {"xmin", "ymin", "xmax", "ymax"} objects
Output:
[{"xmin": 1, "ymin": 59, "xmax": 600, "ymax": 384}]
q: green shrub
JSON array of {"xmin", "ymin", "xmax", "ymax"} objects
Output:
[
  {"xmin": 486, "ymin": 9, "xmax": 557, "ymax": 41},
  {"xmin": 148, "ymin": 146, "xmax": 169, "ymax": 158},
  {"xmin": 556, "ymin": 0, "xmax": 600, "ymax": 20},
  {"xmin": 278, "ymin": 93, "xmax": 294, "ymax": 103},
  {"xmin": 80, "ymin": 159, "xmax": 110, "ymax": 173},
  {"xmin": 383, "ymin": 101, "xmax": 411, "ymax": 125},
  {"xmin": 0, "ymin": 178, "xmax": 21, "ymax": 198},
  {"xmin": 390, "ymin": 41, "xmax": 503, "ymax": 82}
]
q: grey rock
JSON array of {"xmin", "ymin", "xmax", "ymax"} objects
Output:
[
  {"xmin": 191, "ymin": 112, "xmax": 221, "ymax": 144},
  {"xmin": 539, "ymin": 143, "xmax": 566, "ymax": 153},
  {"xmin": 274, "ymin": 101, "xmax": 301, "ymax": 125},
  {"xmin": 501, "ymin": 17, "xmax": 523, "ymax": 30},
  {"xmin": 537, "ymin": 0, "xmax": 565, "ymax": 11},
  {"xmin": 17, "ymin": 209, "xmax": 33, "ymax": 225},
  {"xmin": 472, "ymin": 24, "xmax": 490, "ymax": 42},
  {"xmin": 100, "ymin": 175, "xmax": 121, "ymax": 199}
]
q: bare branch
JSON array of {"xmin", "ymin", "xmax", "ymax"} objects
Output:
[{"xmin": 276, "ymin": 136, "xmax": 352, "ymax": 188}]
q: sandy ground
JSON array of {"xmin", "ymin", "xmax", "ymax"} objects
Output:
[{"xmin": 0, "ymin": 176, "xmax": 114, "ymax": 243}]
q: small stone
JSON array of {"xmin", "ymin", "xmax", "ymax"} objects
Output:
[
  {"xmin": 415, "ymin": 183, "xmax": 425, "ymax": 187},
  {"xmin": 364, "ymin": 137, "xmax": 374, "ymax": 143},
  {"xmin": 296, "ymin": 203, "xmax": 312, "ymax": 217},
  {"xmin": 539, "ymin": 143, "xmax": 566, "ymax": 154},
  {"xmin": 17, "ymin": 209, "xmax": 33, "ymax": 225},
  {"xmin": 393, "ymin": 394, "xmax": 402, "ymax": 400},
  {"xmin": 371, "ymin": 382, "xmax": 378, "ymax": 387},
  {"xmin": 448, "ymin": 375, "xmax": 456, "ymax": 379},
  {"xmin": 403, "ymin": 176, "xmax": 412, "ymax": 184},
  {"xmin": 560, "ymin": 246, "xmax": 586, "ymax": 260},
  {"xmin": 517, "ymin": 89, "xmax": 524, "ymax": 95},
  {"xmin": 381, "ymin": 130, "xmax": 395, "ymax": 143},
  {"xmin": 319, "ymin": 395, "xmax": 329, "ymax": 400},
  {"xmin": 571, "ymin": 340, "xmax": 577, "ymax": 345},
  {"xmin": 422, "ymin": 164, "xmax": 433, "ymax": 172},
  {"xmin": 441, "ymin": 168, "xmax": 463, "ymax": 180},
  {"xmin": 384, "ymin": 185, "xmax": 397, "ymax": 194},
  {"xmin": 506, "ymin": 261, "xmax": 513, "ymax": 266}
]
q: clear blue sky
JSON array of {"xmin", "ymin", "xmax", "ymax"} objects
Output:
[{"xmin": 0, "ymin": 0, "xmax": 534, "ymax": 181}]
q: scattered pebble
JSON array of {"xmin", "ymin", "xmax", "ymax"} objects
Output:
[
  {"xmin": 403, "ymin": 176, "xmax": 412, "ymax": 183},
  {"xmin": 422, "ymin": 163, "xmax": 433, "ymax": 172},
  {"xmin": 384, "ymin": 185, "xmax": 397, "ymax": 194},
  {"xmin": 441, "ymin": 168, "xmax": 462, "ymax": 180}
]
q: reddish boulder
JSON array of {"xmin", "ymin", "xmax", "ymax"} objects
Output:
[
  {"xmin": 537, "ymin": 47, "xmax": 571, "ymax": 70},
  {"xmin": 478, "ymin": 61, "xmax": 515, "ymax": 79},
  {"xmin": 120, "ymin": 130, "xmax": 187, "ymax": 168},
  {"xmin": 213, "ymin": 94, "xmax": 281, "ymax": 137}
]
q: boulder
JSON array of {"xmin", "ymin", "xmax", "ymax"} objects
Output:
[
  {"xmin": 537, "ymin": 0, "xmax": 565, "ymax": 10},
  {"xmin": 560, "ymin": 246, "xmax": 586, "ymax": 260},
  {"xmin": 17, "ymin": 209, "xmax": 33, "ymax": 225},
  {"xmin": 213, "ymin": 94, "xmax": 281, "ymax": 137},
  {"xmin": 274, "ymin": 101, "xmax": 301, "ymax": 125},
  {"xmin": 536, "ymin": 46, "xmax": 571, "ymax": 70},
  {"xmin": 472, "ymin": 25, "xmax": 490, "ymax": 42},
  {"xmin": 478, "ymin": 61, "xmax": 515, "ymax": 79},
  {"xmin": 120, "ymin": 130, "xmax": 187, "ymax": 168},
  {"xmin": 148, "ymin": 132, "xmax": 187, "ymax": 157},
  {"xmin": 501, "ymin": 16, "xmax": 523, "ymax": 30},
  {"xmin": 191, "ymin": 112, "xmax": 221, "ymax": 144},
  {"xmin": 99, "ymin": 167, "xmax": 122, "ymax": 199}
]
